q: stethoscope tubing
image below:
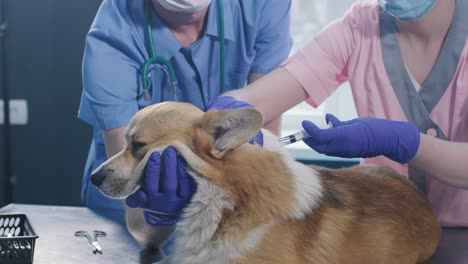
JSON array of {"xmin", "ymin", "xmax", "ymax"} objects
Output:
[{"xmin": 142, "ymin": 0, "xmax": 225, "ymax": 104}]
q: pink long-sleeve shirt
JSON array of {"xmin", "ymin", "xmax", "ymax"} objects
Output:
[{"xmin": 283, "ymin": 2, "xmax": 468, "ymax": 227}]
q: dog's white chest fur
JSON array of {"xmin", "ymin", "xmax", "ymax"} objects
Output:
[
  {"xmin": 161, "ymin": 176, "xmax": 270, "ymax": 264},
  {"xmin": 158, "ymin": 131, "xmax": 324, "ymax": 264}
]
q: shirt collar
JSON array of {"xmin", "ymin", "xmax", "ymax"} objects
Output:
[
  {"xmin": 205, "ymin": 0, "xmax": 235, "ymax": 41},
  {"xmin": 149, "ymin": 0, "xmax": 234, "ymax": 60},
  {"xmin": 151, "ymin": 10, "xmax": 183, "ymax": 60}
]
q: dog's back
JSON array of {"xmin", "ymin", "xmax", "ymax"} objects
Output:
[
  {"xmin": 309, "ymin": 166, "xmax": 439, "ymax": 263},
  {"xmin": 230, "ymin": 165, "xmax": 440, "ymax": 264}
]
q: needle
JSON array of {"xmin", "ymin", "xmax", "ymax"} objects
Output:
[{"xmin": 279, "ymin": 122, "xmax": 333, "ymax": 146}]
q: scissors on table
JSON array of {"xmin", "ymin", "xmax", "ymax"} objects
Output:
[{"xmin": 74, "ymin": 230, "xmax": 107, "ymax": 254}]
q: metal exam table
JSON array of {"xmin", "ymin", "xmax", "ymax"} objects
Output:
[
  {"xmin": 0, "ymin": 204, "xmax": 163, "ymax": 264},
  {"xmin": 0, "ymin": 204, "xmax": 466, "ymax": 264}
]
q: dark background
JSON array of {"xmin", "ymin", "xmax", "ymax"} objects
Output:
[{"xmin": 0, "ymin": 0, "xmax": 102, "ymax": 207}]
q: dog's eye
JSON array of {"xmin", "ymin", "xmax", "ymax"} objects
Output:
[{"xmin": 132, "ymin": 141, "xmax": 146, "ymax": 153}]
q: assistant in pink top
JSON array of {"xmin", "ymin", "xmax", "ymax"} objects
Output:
[{"xmin": 282, "ymin": 1, "xmax": 468, "ymax": 226}]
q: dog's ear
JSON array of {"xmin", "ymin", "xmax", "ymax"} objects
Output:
[{"xmin": 197, "ymin": 108, "xmax": 263, "ymax": 159}]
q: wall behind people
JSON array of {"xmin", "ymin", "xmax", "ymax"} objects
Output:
[{"xmin": 0, "ymin": 0, "xmax": 102, "ymax": 207}]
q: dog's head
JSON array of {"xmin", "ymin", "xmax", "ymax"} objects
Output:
[{"xmin": 90, "ymin": 102, "xmax": 263, "ymax": 199}]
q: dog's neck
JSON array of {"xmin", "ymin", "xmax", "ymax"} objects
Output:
[{"xmin": 167, "ymin": 175, "xmax": 272, "ymax": 264}]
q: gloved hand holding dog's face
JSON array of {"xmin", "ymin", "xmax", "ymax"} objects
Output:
[
  {"xmin": 126, "ymin": 96, "xmax": 263, "ymax": 226},
  {"xmin": 126, "ymin": 147, "xmax": 196, "ymax": 226}
]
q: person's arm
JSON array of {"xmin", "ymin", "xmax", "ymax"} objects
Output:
[
  {"xmin": 226, "ymin": 3, "xmax": 362, "ymax": 125},
  {"xmin": 301, "ymin": 114, "xmax": 468, "ymax": 189},
  {"xmin": 410, "ymin": 134, "xmax": 468, "ymax": 188},
  {"xmin": 80, "ymin": 1, "xmax": 180, "ymax": 248},
  {"xmin": 226, "ymin": 68, "xmax": 308, "ymax": 125},
  {"xmin": 102, "ymin": 128, "xmax": 175, "ymax": 248},
  {"xmin": 247, "ymin": 73, "xmax": 288, "ymax": 136},
  {"xmin": 240, "ymin": 0, "xmax": 295, "ymax": 135}
]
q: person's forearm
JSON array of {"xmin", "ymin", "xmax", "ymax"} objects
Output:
[
  {"xmin": 410, "ymin": 134, "xmax": 468, "ymax": 189},
  {"xmin": 263, "ymin": 117, "xmax": 282, "ymax": 136},
  {"xmin": 247, "ymin": 72, "xmax": 285, "ymax": 135},
  {"xmin": 225, "ymin": 67, "xmax": 308, "ymax": 124},
  {"xmin": 102, "ymin": 127, "xmax": 174, "ymax": 248}
]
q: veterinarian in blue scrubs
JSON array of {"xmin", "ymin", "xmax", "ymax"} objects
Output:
[{"xmin": 78, "ymin": 0, "xmax": 292, "ymax": 214}]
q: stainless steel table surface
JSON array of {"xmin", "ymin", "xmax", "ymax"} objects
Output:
[
  {"xmin": 0, "ymin": 204, "xmax": 163, "ymax": 264},
  {"xmin": 1, "ymin": 204, "xmax": 467, "ymax": 264}
]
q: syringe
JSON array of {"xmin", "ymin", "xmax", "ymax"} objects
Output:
[
  {"xmin": 279, "ymin": 130, "xmax": 311, "ymax": 145},
  {"xmin": 279, "ymin": 122, "xmax": 333, "ymax": 146}
]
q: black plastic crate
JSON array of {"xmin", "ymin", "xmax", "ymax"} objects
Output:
[{"xmin": 0, "ymin": 214, "xmax": 38, "ymax": 264}]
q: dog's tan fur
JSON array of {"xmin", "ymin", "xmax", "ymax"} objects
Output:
[{"xmin": 91, "ymin": 102, "xmax": 440, "ymax": 264}]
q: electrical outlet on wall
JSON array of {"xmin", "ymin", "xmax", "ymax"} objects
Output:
[
  {"xmin": 9, "ymin": 100, "xmax": 28, "ymax": 125},
  {"xmin": 0, "ymin": 99, "xmax": 29, "ymax": 125}
]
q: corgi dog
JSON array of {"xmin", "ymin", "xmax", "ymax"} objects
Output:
[{"xmin": 91, "ymin": 102, "xmax": 440, "ymax": 264}]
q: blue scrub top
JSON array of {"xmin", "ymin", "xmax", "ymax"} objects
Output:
[{"xmin": 78, "ymin": 0, "xmax": 292, "ymax": 210}]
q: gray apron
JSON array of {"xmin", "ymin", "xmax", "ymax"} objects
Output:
[{"xmin": 379, "ymin": 0, "xmax": 468, "ymax": 194}]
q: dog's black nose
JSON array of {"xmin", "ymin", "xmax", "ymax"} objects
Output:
[{"xmin": 90, "ymin": 171, "xmax": 106, "ymax": 188}]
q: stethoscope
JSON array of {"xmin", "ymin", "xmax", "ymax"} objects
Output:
[{"xmin": 141, "ymin": 0, "xmax": 226, "ymax": 105}]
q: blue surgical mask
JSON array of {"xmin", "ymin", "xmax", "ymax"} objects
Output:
[{"xmin": 378, "ymin": 0, "xmax": 438, "ymax": 21}]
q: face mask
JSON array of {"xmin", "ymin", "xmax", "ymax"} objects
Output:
[
  {"xmin": 378, "ymin": 0, "xmax": 437, "ymax": 21},
  {"xmin": 156, "ymin": 0, "xmax": 212, "ymax": 13}
]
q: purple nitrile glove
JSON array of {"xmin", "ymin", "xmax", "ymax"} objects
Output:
[
  {"xmin": 207, "ymin": 96, "xmax": 263, "ymax": 146},
  {"xmin": 301, "ymin": 114, "xmax": 420, "ymax": 164},
  {"xmin": 126, "ymin": 147, "xmax": 196, "ymax": 226}
]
